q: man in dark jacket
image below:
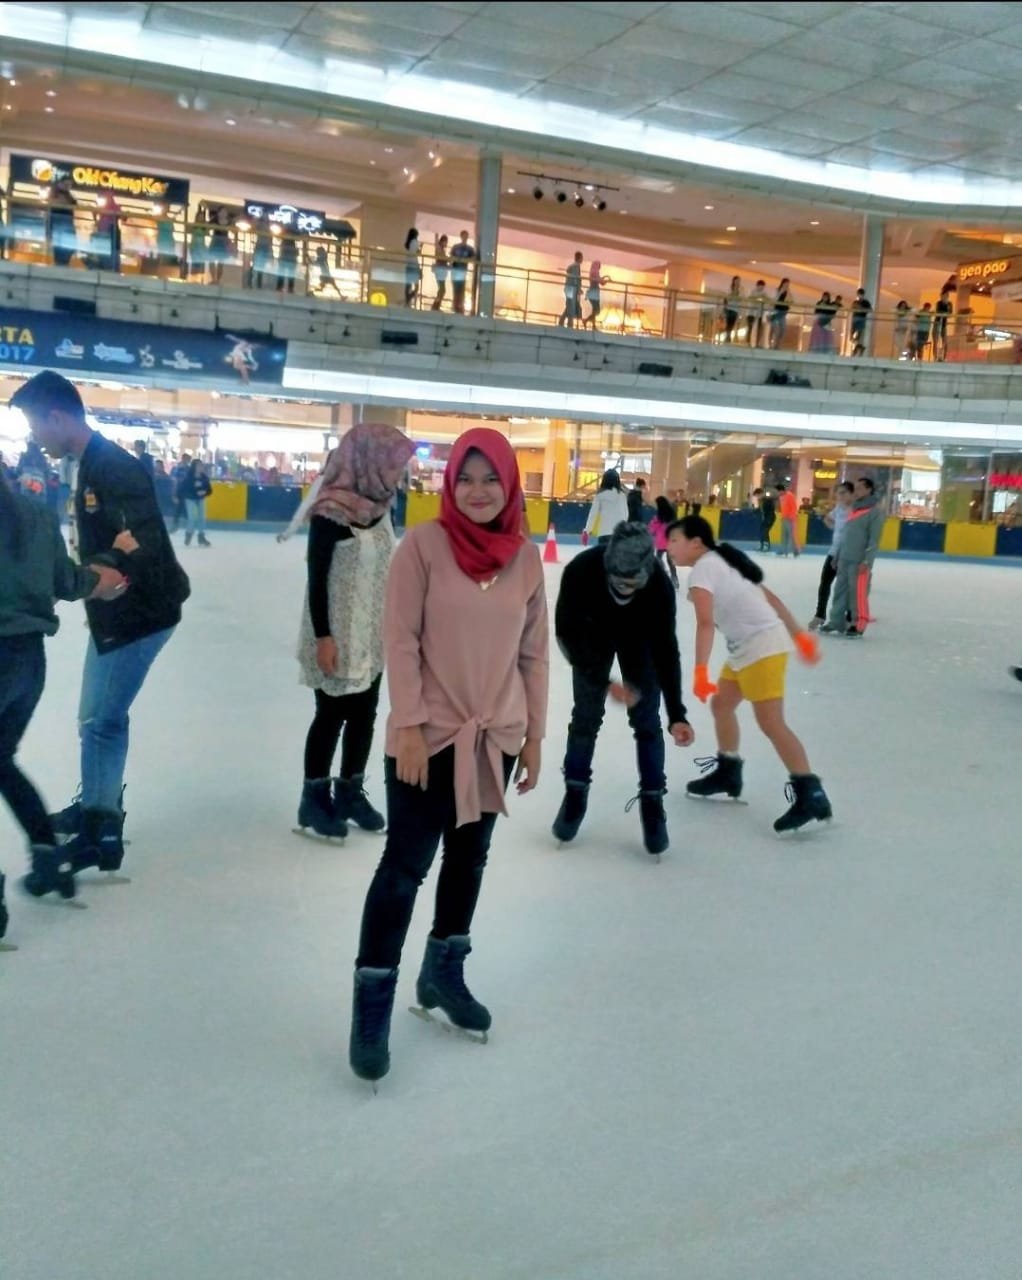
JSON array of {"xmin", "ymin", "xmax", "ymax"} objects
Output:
[
  {"xmin": 553, "ymin": 522, "xmax": 694, "ymax": 857},
  {"xmin": 10, "ymin": 370, "xmax": 190, "ymax": 876}
]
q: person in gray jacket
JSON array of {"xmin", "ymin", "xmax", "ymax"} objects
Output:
[
  {"xmin": 821, "ymin": 478, "xmax": 885, "ymax": 637},
  {"xmin": 0, "ymin": 467, "xmax": 126, "ymax": 933}
]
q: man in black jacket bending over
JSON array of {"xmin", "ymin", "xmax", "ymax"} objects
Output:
[
  {"xmin": 553, "ymin": 522, "xmax": 694, "ymax": 857},
  {"xmin": 11, "ymin": 371, "xmax": 189, "ymax": 878}
]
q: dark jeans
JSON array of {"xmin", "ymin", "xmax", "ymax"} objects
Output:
[
  {"xmin": 759, "ymin": 516, "xmax": 775, "ymax": 549},
  {"xmin": 563, "ymin": 655, "xmax": 666, "ymax": 792},
  {"xmin": 815, "ymin": 554, "xmax": 838, "ymax": 621},
  {"xmin": 0, "ymin": 634, "xmax": 55, "ymax": 847},
  {"xmin": 356, "ymin": 747, "xmax": 514, "ymax": 969},
  {"xmin": 303, "ymin": 676, "xmax": 381, "ymax": 779}
]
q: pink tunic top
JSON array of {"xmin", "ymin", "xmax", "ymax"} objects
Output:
[{"xmin": 384, "ymin": 521, "xmax": 549, "ymax": 827}]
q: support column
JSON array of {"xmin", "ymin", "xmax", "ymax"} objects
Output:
[
  {"xmin": 650, "ymin": 434, "xmax": 690, "ymax": 497},
  {"xmin": 353, "ymin": 405, "xmax": 407, "ymax": 428},
  {"xmin": 475, "ymin": 152, "xmax": 502, "ymax": 318},
  {"xmin": 663, "ymin": 261, "xmax": 706, "ymax": 341},
  {"xmin": 858, "ymin": 214, "xmax": 885, "ymax": 355},
  {"xmin": 353, "ymin": 201, "xmax": 419, "ymax": 306}
]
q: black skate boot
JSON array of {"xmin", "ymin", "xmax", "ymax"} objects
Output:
[
  {"xmin": 0, "ymin": 872, "xmax": 10, "ymax": 949},
  {"xmin": 625, "ymin": 789, "xmax": 670, "ymax": 856},
  {"xmin": 774, "ymin": 774, "xmax": 832, "ymax": 833},
  {"xmin": 552, "ymin": 780, "xmax": 589, "ymax": 843},
  {"xmin": 686, "ymin": 754, "xmax": 744, "ymax": 800},
  {"xmin": 51, "ymin": 785, "xmax": 127, "ymax": 844},
  {"xmin": 295, "ymin": 779, "xmax": 347, "ymax": 840},
  {"xmin": 65, "ymin": 809, "xmax": 127, "ymax": 877},
  {"xmin": 349, "ymin": 965, "xmax": 398, "ymax": 1083},
  {"xmin": 1010, "ymin": 666, "xmax": 1022, "ymax": 683},
  {"xmin": 414, "ymin": 935, "xmax": 491, "ymax": 1037},
  {"xmin": 333, "ymin": 775, "xmax": 385, "ymax": 833},
  {"xmin": 21, "ymin": 844, "xmax": 77, "ymax": 902}
]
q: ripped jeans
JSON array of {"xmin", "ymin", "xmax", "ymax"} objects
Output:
[{"xmin": 79, "ymin": 628, "xmax": 174, "ymax": 810}]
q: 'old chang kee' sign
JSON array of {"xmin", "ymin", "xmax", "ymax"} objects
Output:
[{"xmin": 9, "ymin": 154, "xmax": 190, "ymax": 206}]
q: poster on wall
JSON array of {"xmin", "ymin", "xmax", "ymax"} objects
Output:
[
  {"xmin": 8, "ymin": 154, "xmax": 191, "ymax": 206},
  {"xmin": 0, "ymin": 308, "xmax": 287, "ymax": 386}
]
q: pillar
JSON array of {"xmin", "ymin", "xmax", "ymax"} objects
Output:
[
  {"xmin": 650, "ymin": 434, "xmax": 690, "ymax": 497},
  {"xmin": 858, "ymin": 214, "xmax": 885, "ymax": 355},
  {"xmin": 352, "ymin": 405, "xmax": 408, "ymax": 428},
  {"xmin": 353, "ymin": 201, "xmax": 420, "ymax": 306},
  {"xmin": 663, "ymin": 261, "xmax": 706, "ymax": 341},
  {"xmin": 542, "ymin": 421, "xmax": 572, "ymax": 498},
  {"xmin": 475, "ymin": 152, "xmax": 502, "ymax": 318}
]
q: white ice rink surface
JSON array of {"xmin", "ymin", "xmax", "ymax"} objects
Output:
[{"xmin": 3, "ymin": 531, "xmax": 1022, "ymax": 1280}]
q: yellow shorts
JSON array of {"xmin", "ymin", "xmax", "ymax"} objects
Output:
[{"xmin": 719, "ymin": 653, "xmax": 788, "ymax": 702}]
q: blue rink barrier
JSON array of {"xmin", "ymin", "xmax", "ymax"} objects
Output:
[{"xmin": 899, "ymin": 520, "xmax": 946, "ymax": 553}]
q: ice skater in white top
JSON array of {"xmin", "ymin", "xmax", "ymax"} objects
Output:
[{"xmin": 667, "ymin": 515, "xmax": 833, "ymax": 834}]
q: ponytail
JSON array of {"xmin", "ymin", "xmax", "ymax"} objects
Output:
[{"xmin": 667, "ymin": 514, "xmax": 764, "ymax": 585}]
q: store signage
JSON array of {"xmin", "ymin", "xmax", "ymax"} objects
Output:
[
  {"xmin": 0, "ymin": 307, "xmax": 286, "ymax": 386},
  {"xmin": 814, "ymin": 469, "xmax": 838, "ymax": 480},
  {"xmin": 990, "ymin": 473, "xmax": 1022, "ymax": 489},
  {"xmin": 9, "ymin": 153, "xmax": 190, "ymax": 206},
  {"xmin": 958, "ymin": 257, "xmax": 1018, "ymax": 283},
  {"xmin": 244, "ymin": 199, "xmax": 325, "ymax": 235}
]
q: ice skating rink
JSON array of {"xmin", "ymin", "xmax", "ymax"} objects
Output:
[{"xmin": 3, "ymin": 531, "xmax": 1022, "ymax": 1280}]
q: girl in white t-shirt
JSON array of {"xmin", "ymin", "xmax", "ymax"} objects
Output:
[{"xmin": 668, "ymin": 516, "xmax": 832, "ymax": 833}]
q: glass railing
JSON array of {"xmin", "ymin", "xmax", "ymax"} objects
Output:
[{"xmin": 1, "ymin": 197, "xmax": 1017, "ymax": 367}]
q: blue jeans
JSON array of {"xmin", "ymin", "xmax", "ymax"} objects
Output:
[
  {"xmin": 184, "ymin": 499, "xmax": 206, "ymax": 537},
  {"xmin": 79, "ymin": 628, "xmax": 174, "ymax": 810}
]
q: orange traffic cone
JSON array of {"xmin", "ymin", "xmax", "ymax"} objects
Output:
[{"xmin": 543, "ymin": 524, "xmax": 559, "ymax": 564}]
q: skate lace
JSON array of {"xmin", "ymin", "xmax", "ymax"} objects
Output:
[
  {"xmin": 624, "ymin": 789, "xmax": 666, "ymax": 814},
  {"xmin": 693, "ymin": 756, "xmax": 719, "ymax": 775}
]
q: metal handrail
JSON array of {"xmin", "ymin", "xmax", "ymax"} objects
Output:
[{"xmin": 1, "ymin": 195, "xmax": 1016, "ymax": 365}]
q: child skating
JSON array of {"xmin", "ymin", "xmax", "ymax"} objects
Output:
[{"xmin": 667, "ymin": 516, "xmax": 832, "ymax": 833}]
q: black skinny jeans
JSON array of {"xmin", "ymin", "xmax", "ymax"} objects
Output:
[
  {"xmin": 562, "ymin": 652, "xmax": 666, "ymax": 792},
  {"xmin": 815, "ymin": 554, "xmax": 839, "ymax": 621},
  {"xmin": 0, "ymin": 634, "xmax": 56, "ymax": 847},
  {"xmin": 303, "ymin": 675, "xmax": 382, "ymax": 780},
  {"xmin": 356, "ymin": 746, "xmax": 514, "ymax": 970}
]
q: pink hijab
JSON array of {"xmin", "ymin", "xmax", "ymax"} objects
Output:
[{"xmin": 310, "ymin": 422, "xmax": 414, "ymax": 527}]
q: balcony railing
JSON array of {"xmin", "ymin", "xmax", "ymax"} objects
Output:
[{"xmin": 2, "ymin": 197, "xmax": 1017, "ymax": 366}]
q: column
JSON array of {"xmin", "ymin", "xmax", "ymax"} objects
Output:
[
  {"xmin": 663, "ymin": 261, "xmax": 705, "ymax": 341},
  {"xmin": 650, "ymin": 433, "xmax": 690, "ymax": 497},
  {"xmin": 352, "ymin": 405, "xmax": 407, "ymax": 428},
  {"xmin": 475, "ymin": 152, "xmax": 502, "ymax": 318},
  {"xmin": 858, "ymin": 214, "xmax": 885, "ymax": 355},
  {"xmin": 542, "ymin": 421, "xmax": 572, "ymax": 498},
  {"xmin": 353, "ymin": 201, "xmax": 420, "ymax": 306}
]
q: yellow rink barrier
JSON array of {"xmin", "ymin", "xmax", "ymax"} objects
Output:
[
  {"xmin": 944, "ymin": 521, "xmax": 996, "ymax": 558},
  {"xmin": 405, "ymin": 491, "xmax": 441, "ymax": 527},
  {"xmin": 525, "ymin": 497, "xmax": 550, "ymax": 537},
  {"xmin": 205, "ymin": 482, "xmax": 248, "ymax": 523},
  {"xmin": 701, "ymin": 505, "xmax": 721, "ymax": 537},
  {"xmin": 879, "ymin": 518, "xmax": 901, "ymax": 552}
]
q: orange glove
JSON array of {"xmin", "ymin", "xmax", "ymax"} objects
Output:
[
  {"xmin": 693, "ymin": 664, "xmax": 718, "ymax": 703},
  {"xmin": 794, "ymin": 631, "xmax": 820, "ymax": 665}
]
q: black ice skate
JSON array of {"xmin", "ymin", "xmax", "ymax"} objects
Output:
[
  {"xmin": 552, "ymin": 780, "xmax": 589, "ymax": 844},
  {"xmin": 774, "ymin": 774, "xmax": 832, "ymax": 834},
  {"xmin": 412, "ymin": 935, "xmax": 490, "ymax": 1041},
  {"xmin": 349, "ymin": 965, "xmax": 398, "ymax": 1086},
  {"xmin": 333, "ymin": 775, "xmax": 385, "ymax": 833},
  {"xmin": 0, "ymin": 872, "xmax": 14, "ymax": 951},
  {"xmin": 294, "ymin": 778, "xmax": 348, "ymax": 842},
  {"xmin": 21, "ymin": 844, "xmax": 81, "ymax": 907},
  {"xmin": 65, "ymin": 809, "xmax": 130, "ymax": 883},
  {"xmin": 625, "ymin": 789, "xmax": 670, "ymax": 858},
  {"xmin": 1010, "ymin": 666, "xmax": 1022, "ymax": 683},
  {"xmin": 686, "ymin": 754, "xmax": 744, "ymax": 800},
  {"xmin": 51, "ymin": 786, "xmax": 128, "ymax": 845}
]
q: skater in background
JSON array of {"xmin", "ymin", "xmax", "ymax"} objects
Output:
[
  {"xmin": 584, "ymin": 468, "xmax": 628, "ymax": 545},
  {"xmin": 649, "ymin": 495, "xmax": 679, "ymax": 587},
  {"xmin": 178, "ymin": 457, "xmax": 212, "ymax": 547},
  {"xmin": 776, "ymin": 482, "xmax": 800, "ymax": 556},
  {"xmin": 553, "ymin": 522, "xmax": 694, "ymax": 856},
  {"xmin": 0, "ymin": 467, "xmax": 128, "ymax": 931},
  {"xmin": 170, "ymin": 452, "xmax": 191, "ymax": 533},
  {"xmin": 808, "ymin": 481, "xmax": 854, "ymax": 631},
  {"xmin": 821, "ymin": 477, "xmax": 884, "ymax": 638},
  {"xmin": 280, "ymin": 422, "xmax": 415, "ymax": 842},
  {"xmin": 349, "ymin": 427, "xmax": 548, "ymax": 1084},
  {"xmin": 753, "ymin": 486, "xmax": 776, "ymax": 551},
  {"xmin": 10, "ymin": 371, "xmax": 190, "ymax": 881},
  {"xmin": 668, "ymin": 516, "xmax": 832, "ymax": 833}
]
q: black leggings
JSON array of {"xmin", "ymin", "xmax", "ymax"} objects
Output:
[
  {"xmin": 815, "ymin": 554, "xmax": 838, "ymax": 621},
  {"xmin": 303, "ymin": 676, "xmax": 382, "ymax": 780},
  {"xmin": 356, "ymin": 747, "xmax": 513, "ymax": 969},
  {"xmin": 0, "ymin": 634, "xmax": 55, "ymax": 847}
]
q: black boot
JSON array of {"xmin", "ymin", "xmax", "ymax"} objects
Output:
[
  {"xmin": 687, "ymin": 754, "xmax": 744, "ymax": 799},
  {"xmin": 65, "ymin": 809, "xmax": 125, "ymax": 873},
  {"xmin": 22, "ymin": 844, "xmax": 77, "ymax": 900},
  {"xmin": 774, "ymin": 774, "xmax": 832, "ymax": 833},
  {"xmin": 626, "ymin": 789, "xmax": 670, "ymax": 856},
  {"xmin": 415, "ymin": 935, "xmax": 491, "ymax": 1034},
  {"xmin": 552, "ymin": 780, "xmax": 590, "ymax": 843},
  {"xmin": 334, "ymin": 775, "xmax": 385, "ymax": 833},
  {"xmin": 349, "ymin": 965, "xmax": 398, "ymax": 1082},
  {"xmin": 0, "ymin": 872, "xmax": 8, "ymax": 941},
  {"xmin": 51, "ymin": 785, "xmax": 126, "ymax": 842},
  {"xmin": 1009, "ymin": 666, "xmax": 1022, "ymax": 683},
  {"xmin": 296, "ymin": 778, "xmax": 348, "ymax": 839}
]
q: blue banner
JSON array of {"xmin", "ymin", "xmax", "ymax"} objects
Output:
[{"xmin": 0, "ymin": 308, "xmax": 288, "ymax": 386}]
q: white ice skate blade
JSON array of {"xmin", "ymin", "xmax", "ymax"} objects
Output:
[
  {"xmin": 0, "ymin": 940, "xmax": 18, "ymax": 952},
  {"xmin": 292, "ymin": 827, "xmax": 346, "ymax": 845},
  {"xmin": 685, "ymin": 792, "xmax": 748, "ymax": 805},
  {"xmin": 83, "ymin": 871, "xmax": 131, "ymax": 885},
  {"xmin": 774, "ymin": 818, "xmax": 838, "ymax": 839},
  {"xmin": 408, "ymin": 1006, "xmax": 488, "ymax": 1044}
]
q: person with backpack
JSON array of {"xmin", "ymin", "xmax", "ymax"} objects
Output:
[
  {"xmin": 0, "ymin": 466, "xmax": 128, "ymax": 936},
  {"xmin": 667, "ymin": 516, "xmax": 832, "ymax": 833}
]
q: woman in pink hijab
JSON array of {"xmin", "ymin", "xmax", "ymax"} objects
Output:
[{"xmin": 282, "ymin": 422, "xmax": 414, "ymax": 841}]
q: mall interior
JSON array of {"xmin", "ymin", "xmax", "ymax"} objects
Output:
[{"xmin": 3, "ymin": 2, "xmax": 1022, "ymax": 557}]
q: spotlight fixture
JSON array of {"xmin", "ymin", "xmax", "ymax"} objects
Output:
[
  {"xmin": 533, "ymin": 185, "xmax": 543, "ymax": 200},
  {"xmin": 555, "ymin": 189, "xmax": 567, "ymax": 203},
  {"xmin": 594, "ymin": 199, "xmax": 607, "ymax": 212},
  {"xmin": 517, "ymin": 171, "xmax": 619, "ymax": 212},
  {"xmin": 574, "ymin": 191, "xmax": 585, "ymax": 207}
]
